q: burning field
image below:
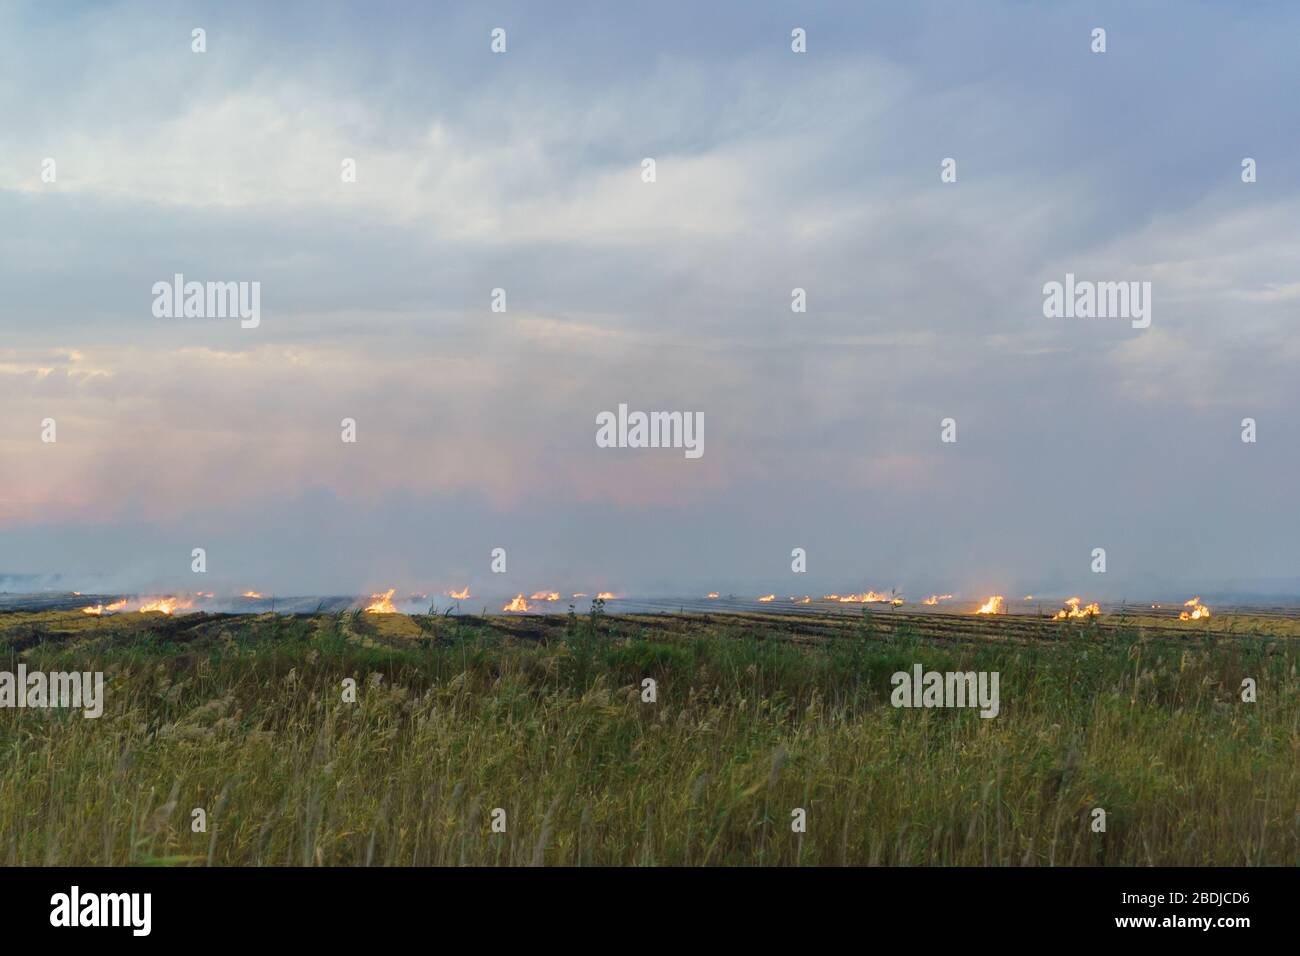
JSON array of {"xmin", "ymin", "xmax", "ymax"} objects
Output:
[
  {"xmin": 0, "ymin": 599, "xmax": 1295, "ymax": 866},
  {"xmin": 6, "ymin": 587, "xmax": 1254, "ymax": 626}
]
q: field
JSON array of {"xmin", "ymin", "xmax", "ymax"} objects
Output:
[{"xmin": 0, "ymin": 605, "xmax": 1296, "ymax": 866}]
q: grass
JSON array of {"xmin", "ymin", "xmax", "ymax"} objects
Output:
[{"xmin": 0, "ymin": 608, "xmax": 1295, "ymax": 865}]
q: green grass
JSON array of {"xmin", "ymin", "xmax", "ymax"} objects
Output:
[{"xmin": 0, "ymin": 610, "xmax": 1295, "ymax": 865}]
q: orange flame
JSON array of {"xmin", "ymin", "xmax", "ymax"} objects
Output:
[
  {"xmin": 448, "ymin": 587, "xmax": 471, "ymax": 600},
  {"xmin": 1179, "ymin": 597, "xmax": 1211, "ymax": 620},
  {"xmin": 921, "ymin": 594, "xmax": 954, "ymax": 605},
  {"xmin": 791, "ymin": 595, "xmax": 811, "ymax": 604},
  {"xmin": 1052, "ymin": 596, "xmax": 1099, "ymax": 620},
  {"xmin": 705, "ymin": 592, "xmax": 720, "ymax": 599},
  {"xmin": 242, "ymin": 590, "xmax": 263, "ymax": 599},
  {"xmin": 595, "ymin": 592, "xmax": 616, "ymax": 600},
  {"xmin": 138, "ymin": 596, "xmax": 195, "ymax": 615},
  {"xmin": 837, "ymin": 591, "xmax": 893, "ymax": 603},
  {"xmin": 81, "ymin": 598, "xmax": 128, "ymax": 616},
  {"xmin": 757, "ymin": 594, "xmax": 776, "ymax": 602},
  {"xmin": 974, "ymin": 595, "xmax": 1005, "ymax": 615},
  {"xmin": 529, "ymin": 591, "xmax": 561, "ymax": 602},
  {"xmin": 364, "ymin": 589, "xmax": 397, "ymax": 614},
  {"xmin": 503, "ymin": 594, "xmax": 530, "ymax": 612}
]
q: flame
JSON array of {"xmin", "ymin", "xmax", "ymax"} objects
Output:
[
  {"xmin": 921, "ymin": 594, "xmax": 954, "ymax": 605},
  {"xmin": 529, "ymin": 591, "xmax": 561, "ymax": 601},
  {"xmin": 891, "ymin": 598, "xmax": 904, "ymax": 606},
  {"xmin": 242, "ymin": 590, "xmax": 263, "ymax": 599},
  {"xmin": 1024, "ymin": 595, "xmax": 1034, "ymax": 601},
  {"xmin": 705, "ymin": 592, "xmax": 720, "ymax": 599},
  {"xmin": 81, "ymin": 598, "xmax": 128, "ymax": 616},
  {"xmin": 791, "ymin": 595, "xmax": 811, "ymax": 604},
  {"xmin": 757, "ymin": 594, "xmax": 776, "ymax": 602},
  {"xmin": 571, "ymin": 592, "xmax": 587, "ymax": 598},
  {"xmin": 974, "ymin": 595, "xmax": 1005, "ymax": 615},
  {"xmin": 1179, "ymin": 597, "xmax": 1211, "ymax": 620},
  {"xmin": 364, "ymin": 589, "xmax": 397, "ymax": 614},
  {"xmin": 822, "ymin": 594, "xmax": 840, "ymax": 601},
  {"xmin": 448, "ymin": 587, "xmax": 471, "ymax": 600},
  {"xmin": 1052, "ymin": 597, "xmax": 1100, "ymax": 620},
  {"xmin": 837, "ymin": 591, "xmax": 893, "ymax": 603},
  {"xmin": 595, "ymin": 592, "xmax": 616, "ymax": 600},
  {"xmin": 138, "ymin": 596, "xmax": 194, "ymax": 615},
  {"xmin": 503, "ymin": 594, "xmax": 530, "ymax": 612}
]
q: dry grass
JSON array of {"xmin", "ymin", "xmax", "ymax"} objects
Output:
[{"xmin": 0, "ymin": 608, "xmax": 1295, "ymax": 865}]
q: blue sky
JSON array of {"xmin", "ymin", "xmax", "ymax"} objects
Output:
[{"xmin": 1, "ymin": 1, "xmax": 1298, "ymax": 599}]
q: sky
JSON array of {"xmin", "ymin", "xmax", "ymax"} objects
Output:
[{"xmin": 1, "ymin": 1, "xmax": 1298, "ymax": 601}]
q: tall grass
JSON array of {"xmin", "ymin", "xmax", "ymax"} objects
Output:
[{"xmin": 0, "ymin": 611, "xmax": 1295, "ymax": 865}]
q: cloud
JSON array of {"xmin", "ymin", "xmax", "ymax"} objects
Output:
[{"xmin": 2, "ymin": 1, "xmax": 1299, "ymax": 595}]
